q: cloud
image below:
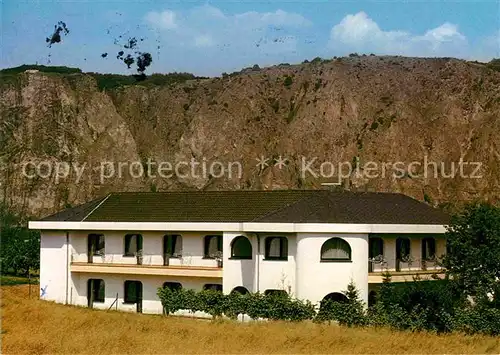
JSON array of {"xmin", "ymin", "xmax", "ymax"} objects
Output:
[
  {"xmin": 194, "ymin": 34, "xmax": 215, "ymax": 48},
  {"xmin": 329, "ymin": 12, "xmax": 468, "ymax": 57},
  {"xmin": 233, "ymin": 9, "xmax": 312, "ymax": 28},
  {"xmin": 145, "ymin": 5, "xmax": 310, "ymax": 51},
  {"xmin": 139, "ymin": 7, "xmax": 496, "ymax": 76},
  {"xmin": 145, "ymin": 10, "xmax": 177, "ymax": 30}
]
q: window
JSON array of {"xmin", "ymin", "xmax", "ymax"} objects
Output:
[
  {"xmin": 422, "ymin": 237, "xmax": 436, "ymax": 260},
  {"xmin": 265, "ymin": 237, "xmax": 288, "ymax": 260},
  {"xmin": 203, "ymin": 284, "xmax": 222, "ymax": 292},
  {"xmin": 204, "ymin": 235, "xmax": 222, "ymax": 258},
  {"xmin": 164, "ymin": 235, "xmax": 182, "ymax": 257},
  {"xmin": 124, "ymin": 234, "xmax": 143, "ymax": 256},
  {"xmin": 124, "ymin": 280, "xmax": 142, "ymax": 304},
  {"xmin": 231, "ymin": 286, "xmax": 249, "ymax": 295},
  {"xmin": 396, "ymin": 237, "xmax": 411, "ymax": 260},
  {"xmin": 163, "ymin": 282, "xmax": 182, "ymax": 291},
  {"xmin": 369, "ymin": 237, "xmax": 384, "ymax": 259},
  {"xmin": 230, "ymin": 236, "xmax": 252, "ymax": 259},
  {"xmin": 264, "ymin": 289, "xmax": 288, "ymax": 297},
  {"xmin": 87, "ymin": 234, "xmax": 105, "ymax": 259},
  {"xmin": 320, "ymin": 238, "xmax": 352, "ymax": 261},
  {"xmin": 87, "ymin": 279, "xmax": 105, "ymax": 304}
]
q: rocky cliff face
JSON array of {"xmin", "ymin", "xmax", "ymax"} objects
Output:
[{"xmin": 1, "ymin": 56, "xmax": 499, "ymax": 218}]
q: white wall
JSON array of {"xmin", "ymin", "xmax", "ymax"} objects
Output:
[
  {"xmin": 47, "ymin": 229, "xmax": 448, "ymax": 315},
  {"xmin": 222, "ymin": 233, "xmax": 297, "ymax": 295},
  {"xmin": 40, "ymin": 231, "xmax": 69, "ymax": 304},
  {"xmin": 70, "ymin": 273, "xmax": 220, "ymax": 315},
  {"xmin": 296, "ymin": 233, "xmax": 369, "ymax": 305},
  {"xmin": 70, "ymin": 231, "xmax": 221, "ymax": 268}
]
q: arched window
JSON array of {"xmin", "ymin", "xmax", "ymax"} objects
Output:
[
  {"xmin": 204, "ymin": 235, "xmax": 222, "ymax": 258},
  {"xmin": 163, "ymin": 282, "xmax": 182, "ymax": 291},
  {"xmin": 230, "ymin": 236, "xmax": 252, "ymax": 259},
  {"xmin": 320, "ymin": 238, "xmax": 352, "ymax": 261},
  {"xmin": 231, "ymin": 286, "xmax": 249, "ymax": 295},
  {"xmin": 422, "ymin": 237, "xmax": 436, "ymax": 260},
  {"xmin": 396, "ymin": 237, "xmax": 411, "ymax": 260},
  {"xmin": 203, "ymin": 284, "xmax": 222, "ymax": 292},
  {"xmin": 124, "ymin": 234, "xmax": 143, "ymax": 256},
  {"xmin": 164, "ymin": 234, "xmax": 182, "ymax": 258},
  {"xmin": 265, "ymin": 236, "xmax": 288, "ymax": 260},
  {"xmin": 264, "ymin": 289, "xmax": 288, "ymax": 298}
]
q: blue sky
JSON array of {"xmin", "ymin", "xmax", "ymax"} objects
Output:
[{"xmin": 2, "ymin": 0, "xmax": 499, "ymax": 76}]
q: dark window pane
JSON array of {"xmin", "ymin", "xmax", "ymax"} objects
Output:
[
  {"xmin": 397, "ymin": 238, "xmax": 411, "ymax": 259},
  {"xmin": 369, "ymin": 238, "xmax": 384, "ymax": 258},
  {"xmin": 125, "ymin": 234, "xmax": 142, "ymax": 256},
  {"xmin": 204, "ymin": 235, "xmax": 222, "ymax": 257},
  {"xmin": 265, "ymin": 237, "xmax": 288, "ymax": 259},
  {"xmin": 231, "ymin": 236, "xmax": 252, "ymax": 259},
  {"xmin": 125, "ymin": 281, "xmax": 137, "ymax": 303},
  {"xmin": 422, "ymin": 238, "xmax": 436, "ymax": 260}
]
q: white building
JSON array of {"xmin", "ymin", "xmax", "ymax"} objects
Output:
[{"xmin": 29, "ymin": 190, "xmax": 449, "ymax": 314}]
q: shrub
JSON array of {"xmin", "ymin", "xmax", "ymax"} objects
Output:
[
  {"xmin": 197, "ymin": 289, "xmax": 226, "ymax": 319},
  {"xmin": 157, "ymin": 286, "xmax": 183, "ymax": 315},
  {"xmin": 283, "ymin": 76, "xmax": 293, "ymax": 87},
  {"xmin": 369, "ymin": 275, "xmax": 462, "ymax": 333},
  {"xmin": 315, "ymin": 281, "xmax": 366, "ymax": 326},
  {"xmin": 454, "ymin": 304, "xmax": 500, "ymax": 336},
  {"xmin": 157, "ymin": 287, "xmax": 316, "ymax": 322}
]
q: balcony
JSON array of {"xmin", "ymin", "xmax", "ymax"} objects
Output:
[
  {"xmin": 70, "ymin": 262, "xmax": 223, "ymax": 278},
  {"xmin": 368, "ymin": 256, "xmax": 445, "ymax": 283}
]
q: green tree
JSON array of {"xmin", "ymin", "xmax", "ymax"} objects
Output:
[
  {"xmin": 0, "ymin": 205, "xmax": 40, "ymax": 276},
  {"xmin": 315, "ymin": 281, "xmax": 366, "ymax": 326},
  {"xmin": 442, "ymin": 202, "xmax": 500, "ymax": 297}
]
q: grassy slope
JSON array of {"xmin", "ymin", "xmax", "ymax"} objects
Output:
[{"xmin": 1, "ymin": 286, "xmax": 499, "ymax": 354}]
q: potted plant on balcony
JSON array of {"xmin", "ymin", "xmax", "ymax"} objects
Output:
[
  {"xmin": 95, "ymin": 249, "xmax": 105, "ymax": 263},
  {"xmin": 211, "ymin": 251, "xmax": 223, "ymax": 268},
  {"xmin": 136, "ymin": 250, "xmax": 143, "ymax": 265},
  {"xmin": 400, "ymin": 254, "xmax": 414, "ymax": 271},
  {"xmin": 369, "ymin": 254, "xmax": 385, "ymax": 272}
]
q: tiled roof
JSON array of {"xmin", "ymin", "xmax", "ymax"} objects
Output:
[{"xmin": 40, "ymin": 190, "xmax": 450, "ymax": 225}]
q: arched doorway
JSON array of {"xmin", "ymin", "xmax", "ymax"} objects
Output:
[
  {"xmin": 230, "ymin": 286, "xmax": 250, "ymax": 295},
  {"xmin": 368, "ymin": 291, "xmax": 377, "ymax": 307}
]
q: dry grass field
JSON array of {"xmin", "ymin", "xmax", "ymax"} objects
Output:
[{"xmin": 1, "ymin": 285, "xmax": 499, "ymax": 354}]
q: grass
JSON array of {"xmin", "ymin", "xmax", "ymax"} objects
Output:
[
  {"xmin": 1, "ymin": 285, "xmax": 499, "ymax": 354},
  {"xmin": 0, "ymin": 275, "xmax": 39, "ymax": 286}
]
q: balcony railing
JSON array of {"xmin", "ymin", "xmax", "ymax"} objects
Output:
[
  {"xmin": 368, "ymin": 255, "xmax": 445, "ymax": 273},
  {"xmin": 74, "ymin": 252, "xmax": 221, "ymax": 268},
  {"xmin": 70, "ymin": 262, "xmax": 223, "ymax": 278}
]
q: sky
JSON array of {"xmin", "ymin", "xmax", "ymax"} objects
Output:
[{"xmin": 1, "ymin": 0, "xmax": 499, "ymax": 76}]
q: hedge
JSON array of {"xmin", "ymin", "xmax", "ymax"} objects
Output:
[{"xmin": 157, "ymin": 279, "xmax": 500, "ymax": 336}]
